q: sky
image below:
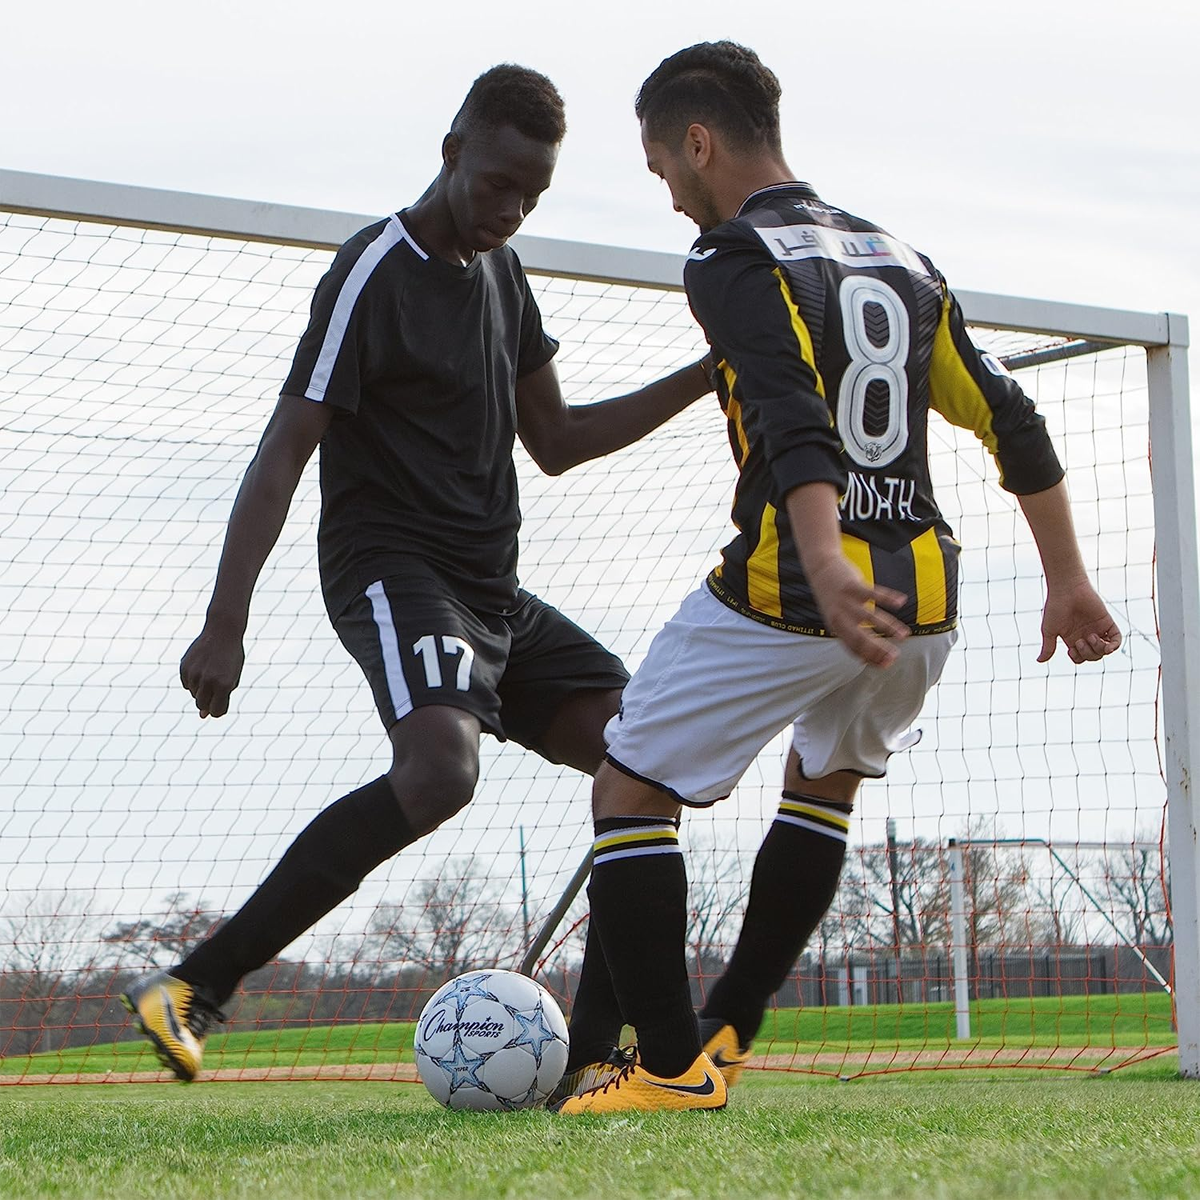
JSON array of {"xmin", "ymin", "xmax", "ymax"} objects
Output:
[
  {"xmin": 0, "ymin": 1, "xmax": 1190, "ymax": 956},
  {"xmin": 3, "ymin": 0, "xmax": 1197, "ymax": 339}
]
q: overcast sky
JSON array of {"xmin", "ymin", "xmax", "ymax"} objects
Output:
[
  {"xmin": 1, "ymin": 0, "xmax": 1182, "ymax": 960},
  {"xmin": 3, "ymin": 0, "xmax": 1197, "ymax": 341}
]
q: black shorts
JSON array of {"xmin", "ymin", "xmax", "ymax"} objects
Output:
[{"xmin": 332, "ymin": 567, "xmax": 629, "ymax": 755}]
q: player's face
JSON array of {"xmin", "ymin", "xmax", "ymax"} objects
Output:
[
  {"xmin": 641, "ymin": 124, "xmax": 722, "ymax": 234},
  {"xmin": 445, "ymin": 125, "xmax": 559, "ymax": 253}
]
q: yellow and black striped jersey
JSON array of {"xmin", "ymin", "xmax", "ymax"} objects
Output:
[{"xmin": 684, "ymin": 183, "xmax": 1064, "ymax": 636}]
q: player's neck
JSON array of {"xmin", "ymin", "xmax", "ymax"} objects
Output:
[
  {"xmin": 717, "ymin": 157, "xmax": 798, "ymax": 223},
  {"xmin": 405, "ymin": 182, "xmax": 476, "ymax": 268}
]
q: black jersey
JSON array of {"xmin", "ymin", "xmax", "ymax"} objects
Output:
[
  {"xmin": 684, "ymin": 183, "xmax": 1064, "ymax": 636},
  {"xmin": 281, "ymin": 213, "xmax": 558, "ymax": 620}
]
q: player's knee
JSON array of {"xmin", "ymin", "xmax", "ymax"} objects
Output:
[{"xmin": 386, "ymin": 750, "xmax": 478, "ymax": 836}]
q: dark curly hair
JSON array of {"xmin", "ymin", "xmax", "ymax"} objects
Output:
[
  {"xmin": 451, "ymin": 64, "xmax": 566, "ymax": 146},
  {"xmin": 635, "ymin": 42, "xmax": 782, "ymax": 152}
]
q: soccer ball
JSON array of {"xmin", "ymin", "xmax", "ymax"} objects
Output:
[{"xmin": 413, "ymin": 969, "xmax": 569, "ymax": 1110}]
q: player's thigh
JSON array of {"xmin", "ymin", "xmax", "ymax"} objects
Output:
[
  {"xmin": 791, "ymin": 630, "xmax": 957, "ymax": 780},
  {"xmin": 497, "ymin": 592, "xmax": 629, "ymax": 763},
  {"xmin": 605, "ymin": 585, "xmax": 864, "ymax": 808},
  {"xmin": 332, "ymin": 574, "xmax": 510, "ymax": 739}
]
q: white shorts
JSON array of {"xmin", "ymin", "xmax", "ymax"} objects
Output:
[{"xmin": 604, "ymin": 584, "xmax": 956, "ymax": 807}]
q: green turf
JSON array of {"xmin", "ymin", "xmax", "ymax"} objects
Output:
[
  {"xmin": 756, "ymin": 990, "xmax": 1177, "ymax": 1048},
  {"xmin": 2, "ymin": 1070, "xmax": 1198, "ymax": 1200},
  {"xmin": 1, "ymin": 992, "xmax": 1175, "ymax": 1078}
]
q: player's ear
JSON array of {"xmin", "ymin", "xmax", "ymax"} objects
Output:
[
  {"xmin": 442, "ymin": 132, "xmax": 462, "ymax": 171},
  {"xmin": 684, "ymin": 123, "xmax": 713, "ymax": 170}
]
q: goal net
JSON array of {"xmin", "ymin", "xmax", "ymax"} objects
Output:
[{"xmin": 0, "ymin": 173, "xmax": 1190, "ymax": 1084}]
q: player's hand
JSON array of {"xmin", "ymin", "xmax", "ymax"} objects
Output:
[
  {"xmin": 179, "ymin": 622, "xmax": 246, "ymax": 718},
  {"xmin": 1038, "ymin": 580, "xmax": 1122, "ymax": 664},
  {"xmin": 807, "ymin": 554, "xmax": 910, "ymax": 668}
]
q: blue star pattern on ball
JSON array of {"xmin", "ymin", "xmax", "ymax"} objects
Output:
[
  {"xmin": 504, "ymin": 1000, "xmax": 565, "ymax": 1067},
  {"xmin": 448, "ymin": 971, "xmax": 500, "ymax": 1016},
  {"xmin": 435, "ymin": 1035, "xmax": 490, "ymax": 1097}
]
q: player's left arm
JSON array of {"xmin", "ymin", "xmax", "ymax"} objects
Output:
[
  {"xmin": 515, "ymin": 355, "xmax": 712, "ymax": 475},
  {"xmin": 928, "ymin": 275, "xmax": 1120, "ymax": 664},
  {"xmin": 1018, "ymin": 481, "xmax": 1122, "ymax": 663}
]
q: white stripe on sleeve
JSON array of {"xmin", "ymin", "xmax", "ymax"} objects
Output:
[{"xmin": 303, "ymin": 215, "xmax": 426, "ymax": 403}]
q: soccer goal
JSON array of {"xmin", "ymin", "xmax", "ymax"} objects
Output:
[{"xmin": 1, "ymin": 169, "xmax": 1195, "ymax": 1085}]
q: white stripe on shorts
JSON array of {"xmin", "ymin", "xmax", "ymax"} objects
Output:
[{"xmin": 365, "ymin": 580, "xmax": 413, "ymax": 722}]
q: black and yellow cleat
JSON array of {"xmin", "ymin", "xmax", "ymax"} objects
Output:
[
  {"xmin": 546, "ymin": 1043, "xmax": 637, "ymax": 1106},
  {"xmin": 699, "ymin": 1018, "xmax": 752, "ymax": 1088},
  {"xmin": 553, "ymin": 1052, "xmax": 727, "ymax": 1114},
  {"xmin": 121, "ymin": 971, "xmax": 224, "ymax": 1082}
]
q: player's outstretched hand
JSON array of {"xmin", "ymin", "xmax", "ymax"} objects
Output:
[
  {"xmin": 1038, "ymin": 579, "xmax": 1122, "ymax": 664},
  {"xmin": 179, "ymin": 622, "xmax": 246, "ymax": 718},
  {"xmin": 807, "ymin": 555, "xmax": 909, "ymax": 668}
]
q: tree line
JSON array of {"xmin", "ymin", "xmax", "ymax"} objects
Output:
[{"xmin": 0, "ymin": 834, "xmax": 1172, "ymax": 1059}]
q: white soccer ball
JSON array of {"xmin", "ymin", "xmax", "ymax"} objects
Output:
[{"xmin": 413, "ymin": 969, "xmax": 569, "ymax": 1110}]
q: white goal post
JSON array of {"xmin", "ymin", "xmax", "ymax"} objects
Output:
[{"xmin": 1, "ymin": 168, "xmax": 1195, "ymax": 1079}]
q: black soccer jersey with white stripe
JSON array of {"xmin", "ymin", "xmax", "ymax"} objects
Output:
[
  {"xmin": 684, "ymin": 183, "xmax": 1064, "ymax": 635},
  {"xmin": 282, "ymin": 213, "xmax": 558, "ymax": 620}
]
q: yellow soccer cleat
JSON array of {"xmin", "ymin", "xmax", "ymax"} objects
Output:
[
  {"xmin": 547, "ymin": 1043, "xmax": 637, "ymax": 1106},
  {"xmin": 121, "ymin": 970, "xmax": 223, "ymax": 1082},
  {"xmin": 554, "ymin": 1052, "xmax": 727, "ymax": 1114},
  {"xmin": 700, "ymin": 1020, "xmax": 752, "ymax": 1088}
]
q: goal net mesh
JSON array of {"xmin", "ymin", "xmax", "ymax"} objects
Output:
[{"xmin": 0, "ymin": 206, "xmax": 1169, "ymax": 1084}]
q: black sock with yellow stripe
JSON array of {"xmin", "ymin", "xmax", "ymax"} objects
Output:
[
  {"xmin": 585, "ymin": 816, "xmax": 700, "ymax": 1078},
  {"xmin": 701, "ymin": 792, "xmax": 850, "ymax": 1048}
]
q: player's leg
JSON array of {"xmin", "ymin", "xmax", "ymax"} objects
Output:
[
  {"xmin": 495, "ymin": 596, "xmax": 633, "ymax": 1087},
  {"xmin": 699, "ymin": 630, "xmax": 958, "ymax": 1082},
  {"xmin": 698, "ymin": 761, "xmax": 859, "ymax": 1083},
  {"xmin": 556, "ymin": 586, "xmax": 855, "ymax": 1114},
  {"xmin": 123, "ymin": 574, "xmax": 507, "ymax": 1080}
]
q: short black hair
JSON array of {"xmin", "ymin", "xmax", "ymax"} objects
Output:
[
  {"xmin": 635, "ymin": 42, "xmax": 782, "ymax": 152},
  {"xmin": 451, "ymin": 64, "xmax": 566, "ymax": 145}
]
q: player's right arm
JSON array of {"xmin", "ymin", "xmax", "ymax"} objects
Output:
[{"xmin": 180, "ymin": 395, "xmax": 333, "ymax": 718}]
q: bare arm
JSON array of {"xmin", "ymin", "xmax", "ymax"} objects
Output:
[
  {"xmin": 180, "ymin": 394, "xmax": 334, "ymax": 717},
  {"xmin": 783, "ymin": 482, "xmax": 909, "ymax": 668},
  {"xmin": 1017, "ymin": 480, "xmax": 1122, "ymax": 664},
  {"xmin": 515, "ymin": 357, "xmax": 712, "ymax": 476}
]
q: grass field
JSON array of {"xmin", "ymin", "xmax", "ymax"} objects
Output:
[
  {"xmin": 2, "ymin": 1065, "xmax": 1199, "ymax": 1200},
  {"xmin": 1, "ymin": 994, "xmax": 1192, "ymax": 1199}
]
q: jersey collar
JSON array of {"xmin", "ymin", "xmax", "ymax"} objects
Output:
[{"xmin": 735, "ymin": 181, "xmax": 820, "ymax": 217}]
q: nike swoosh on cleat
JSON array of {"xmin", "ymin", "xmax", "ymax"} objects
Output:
[
  {"xmin": 712, "ymin": 1051, "xmax": 743, "ymax": 1067},
  {"xmin": 646, "ymin": 1072, "xmax": 718, "ymax": 1097},
  {"xmin": 161, "ymin": 987, "xmax": 185, "ymax": 1043}
]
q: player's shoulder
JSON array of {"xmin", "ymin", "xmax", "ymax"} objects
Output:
[{"xmin": 336, "ymin": 216, "xmax": 394, "ymax": 257}]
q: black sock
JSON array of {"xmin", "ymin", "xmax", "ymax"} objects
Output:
[
  {"xmin": 174, "ymin": 777, "xmax": 415, "ymax": 1007},
  {"xmin": 585, "ymin": 816, "xmax": 699, "ymax": 1078},
  {"xmin": 564, "ymin": 920, "xmax": 626, "ymax": 1071},
  {"xmin": 701, "ymin": 792, "xmax": 849, "ymax": 1047}
]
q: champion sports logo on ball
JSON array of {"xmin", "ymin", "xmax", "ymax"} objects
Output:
[{"xmin": 414, "ymin": 970, "xmax": 569, "ymax": 1110}]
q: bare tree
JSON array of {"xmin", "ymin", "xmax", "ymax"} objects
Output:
[
  {"xmin": 685, "ymin": 834, "xmax": 747, "ymax": 980},
  {"xmin": 101, "ymin": 891, "xmax": 223, "ymax": 968},
  {"xmin": 1102, "ymin": 843, "xmax": 1172, "ymax": 947},
  {"xmin": 0, "ymin": 891, "xmax": 104, "ymax": 1056},
  {"xmin": 365, "ymin": 856, "xmax": 517, "ymax": 981},
  {"xmin": 827, "ymin": 823, "xmax": 1034, "ymax": 955}
]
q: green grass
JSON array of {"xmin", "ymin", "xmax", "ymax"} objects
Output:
[
  {"xmin": 1, "ymin": 992, "xmax": 1175, "ymax": 1078},
  {"xmin": 757, "ymin": 991, "xmax": 1177, "ymax": 1048},
  {"xmin": 2, "ymin": 1070, "xmax": 1199, "ymax": 1200}
]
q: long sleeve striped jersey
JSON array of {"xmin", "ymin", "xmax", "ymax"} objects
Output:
[{"xmin": 684, "ymin": 182, "xmax": 1064, "ymax": 636}]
